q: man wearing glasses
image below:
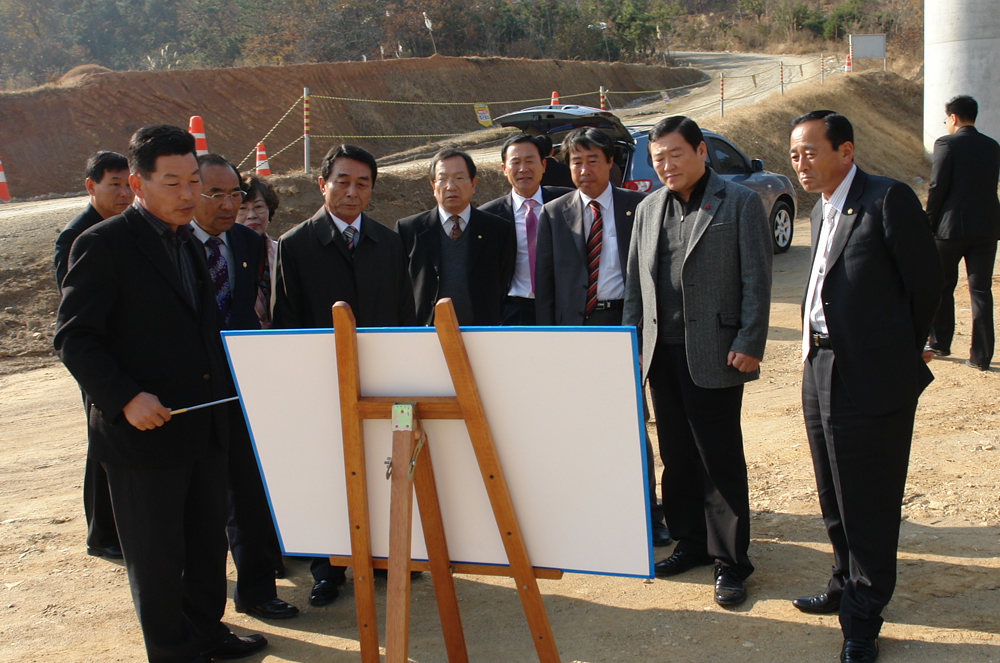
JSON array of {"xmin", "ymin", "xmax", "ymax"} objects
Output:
[
  {"xmin": 396, "ymin": 148, "xmax": 516, "ymax": 325},
  {"xmin": 191, "ymin": 154, "xmax": 300, "ymax": 621}
]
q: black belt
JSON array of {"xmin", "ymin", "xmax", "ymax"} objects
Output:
[
  {"xmin": 810, "ymin": 331, "xmax": 832, "ymax": 348},
  {"xmin": 592, "ymin": 299, "xmax": 624, "ymax": 311}
]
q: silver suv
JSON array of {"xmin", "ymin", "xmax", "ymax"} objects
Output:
[{"xmin": 493, "ymin": 105, "xmax": 797, "ymax": 254}]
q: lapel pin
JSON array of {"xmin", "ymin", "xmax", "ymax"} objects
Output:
[
  {"xmin": 847, "ymin": 208, "xmax": 854, "ymax": 215},
  {"xmin": 704, "ymin": 205, "xmax": 711, "ymax": 210},
  {"xmin": 242, "ymin": 262, "xmax": 247, "ymax": 268},
  {"xmin": 478, "ymin": 235, "xmax": 483, "ymax": 239},
  {"xmin": 626, "ymin": 211, "xmax": 632, "ymax": 216}
]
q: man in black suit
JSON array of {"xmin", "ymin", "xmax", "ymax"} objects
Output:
[
  {"xmin": 537, "ymin": 134, "xmax": 575, "ymax": 189},
  {"xmin": 396, "ymin": 148, "xmax": 516, "ymax": 326},
  {"xmin": 272, "ymin": 144, "xmax": 416, "ymax": 606},
  {"xmin": 479, "ymin": 133, "xmax": 572, "ymax": 325},
  {"xmin": 925, "ymin": 95, "xmax": 1000, "ymax": 371},
  {"xmin": 789, "ymin": 111, "xmax": 943, "ymax": 663},
  {"xmin": 55, "ymin": 125, "xmax": 267, "ymax": 662},
  {"xmin": 54, "ymin": 151, "xmax": 133, "ymax": 560},
  {"xmin": 191, "ymin": 154, "xmax": 299, "ymax": 621}
]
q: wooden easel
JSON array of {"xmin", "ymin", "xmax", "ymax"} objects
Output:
[{"xmin": 329, "ymin": 299, "xmax": 562, "ymax": 663}]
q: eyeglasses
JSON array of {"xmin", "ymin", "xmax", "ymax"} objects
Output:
[
  {"xmin": 434, "ymin": 175, "xmax": 470, "ymax": 186},
  {"xmin": 201, "ymin": 190, "xmax": 246, "ymax": 203},
  {"xmin": 241, "ymin": 202, "xmax": 270, "ymax": 216}
]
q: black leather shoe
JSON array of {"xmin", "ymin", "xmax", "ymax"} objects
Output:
[
  {"xmin": 652, "ymin": 523, "xmax": 673, "ymax": 547},
  {"xmin": 713, "ymin": 564, "xmax": 747, "ymax": 607},
  {"xmin": 86, "ymin": 544, "xmax": 123, "ymax": 559},
  {"xmin": 966, "ymin": 359, "xmax": 989, "ymax": 371},
  {"xmin": 792, "ymin": 592, "xmax": 841, "ymax": 614},
  {"xmin": 841, "ymin": 637, "xmax": 879, "ymax": 663},
  {"xmin": 924, "ymin": 343, "xmax": 949, "ymax": 357},
  {"xmin": 202, "ymin": 632, "xmax": 268, "ymax": 660},
  {"xmin": 653, "ymin": 550, "xmax": 713, "ymax": 577},
  {"xmin": 235, "ymin": 597, "xmax": 299, "ymax": 620},
  {"xmin": 309, "ymin": 579, "xmax": 341, "ymax": 606}
]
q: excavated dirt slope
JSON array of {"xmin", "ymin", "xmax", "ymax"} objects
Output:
[{"xmin": 0, "ymin": 56, "xmax": 701, "ymax": 199}]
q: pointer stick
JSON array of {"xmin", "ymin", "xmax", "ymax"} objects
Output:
[{"xmin": 169, "ymin": 396, "xmax": 239, "ymax": 415}]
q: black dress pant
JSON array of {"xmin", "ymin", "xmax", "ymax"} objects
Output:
[
  {"xmin": 802, "ymin": 347, "xmax": 916, "ymax": 639},
  {"xmin": 929, "ymin": 237, "xmax": 997, "ymax": 366},
  {"xmin": 82, "ymin": 394, "xmax": 120, "ymax": 551},
  {"xmin": 646, "ymin": 342, "xmax": 752, "ymax": 578},
  {"xmin": 226, "ymin": 405, "xmax": 282, "ymax": 607},
  {"xmin": 501, "ymin": 296, "xmax": 536, "ymax": 325},
  {"xmin": 104, "ymin": 451, "xmax": 230, "ymax": 663}
]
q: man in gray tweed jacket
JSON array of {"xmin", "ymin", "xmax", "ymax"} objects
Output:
[{"xmin": 623, "ymin": 116, "xmax": 772, "ymax": 607}]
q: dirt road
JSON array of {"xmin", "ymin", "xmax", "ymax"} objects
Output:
[{"xmin": 2, "ymin": 222, "xmax": 998, "ymax": 662}]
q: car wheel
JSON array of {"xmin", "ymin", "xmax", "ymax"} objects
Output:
[{"xmin": 770, "ymin": 200, "xmax": 793, "ymax": 254}]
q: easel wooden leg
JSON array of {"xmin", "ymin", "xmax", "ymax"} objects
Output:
[
  {"xmin": 412, "ymin": 431, "xmax": 469, "ymax": 663},
  {"xmin": 433, "ymin": 300, "xmax": 561, "ymax": 662},
  {"xmin": 333, "ymin": 304, "xmax": 380, "ymax": 663},
  {"xmin": 385, "ymin": 404, "xmax": 419, "ymax": 663}
]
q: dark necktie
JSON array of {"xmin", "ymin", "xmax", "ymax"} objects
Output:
[
  {"xmin": 448, "ymin": 215, "xmax": 463, "ymax": 240},
  {"xmin": 585, "ymin": 201, "xmax": 603, "ymax": 316},
  {"xmin": 525, "ymin": 199, "xmax": 538, "ymax": 292},
  {"xmin": 206, "ymin": 236, "xmax": 232, "ymax": 327},
  {"xmin": 343, "ymin": 225, "xmax": 357, "ymax": 251}
]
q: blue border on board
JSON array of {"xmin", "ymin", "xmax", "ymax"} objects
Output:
[{"xmin": 221, "ymin": 326, "xmax": 654, "ymax": 578}]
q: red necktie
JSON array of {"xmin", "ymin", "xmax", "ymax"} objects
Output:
[
  {"xmin": 585, "ymin": 201, "xmax": 603, "ymax": 316},
  {"xmin": 449, "ymin": 215, "xmax": 463, "ymax": 239}
]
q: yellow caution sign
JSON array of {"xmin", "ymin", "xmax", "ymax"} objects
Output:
[{"xmin": 475, "ymin": 104, "xmax": 492, "ymax": 127}]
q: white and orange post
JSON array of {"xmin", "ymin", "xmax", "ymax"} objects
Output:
[
  {"xmin": 0, "ymin": 156, "xmax": 10, "ymax": 201},
  {"xmin": 189, "ymin": 116, "xmax": 209, "ymax": 156},
  {"xmin": 303, "ymin": 87, "xmax": 310, "ymax": 173},
  {"xmin": 599, "ymin": 86, "xmax": 606, "ymax": 111},
  {"xmin": 550, "ymin": 90, "xmax": 559, "ymax": 105},
  {"xmin": 256, "ymin": 143, "xmax": 271, "ymax": 176}
]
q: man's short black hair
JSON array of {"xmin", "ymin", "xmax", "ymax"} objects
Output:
[
  {"xmin": 84, "ymin": 151, "xmax": 129, "ymax": 184},
  {"xmin": 197, "ymin": 153, "xmax": 240, "ymax": 181},
  {"xmin": 560, "ymin": 128, "xmax": 615, "ymax": 162},
  {"xmin": 535, "ymin": 134, "xmax": 555, "ymax": 158},
  {"xmin": 945, "ymin": 95, "xmax": 978, "ymax": 123},
  {"xmin": 789, "ymin": 110, "xmax": 854, "ymax": 150},
  {"xmin": 127, "ymin": 124, "xmax": 197, "ymax": 178},
  {"xmin": 429, "ymin": 148, "xmax": 476, "ymax": 181},
  {"xmin": 242, "ymin": 175, "xmax": 280, "ymax": 220},
  {"xmin": 501, "ymin": 133, "xmax": 544, "ymax": 162},
  {"xmin": 648, "ymin": 116, "xmax": 705, "ymax": 153},
  {"xmin": 321, "ymin": 144, "xmax": 378, "ymax": 184}
]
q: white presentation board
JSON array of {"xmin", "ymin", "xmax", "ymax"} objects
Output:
[
  {"xmin": 223, "ymin": 327, "xmax": 653, "ymax": 578},
  {"xmin": 849, "ymin": 33, "xmax": 887, "ymax": 60}
]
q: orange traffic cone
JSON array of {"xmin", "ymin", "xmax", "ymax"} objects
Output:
[
  {"xmin": 844, "ymin": 54, "xmax": 853, "ymax": 73},
  {"xmin": 551, "ymin": 90, "xmax": 559, "ymax": 105},
  {"xmin": 189, "ymin": 116, "xmax": 209, "ymax": 156},
  {"xmin": 0, "ymin": 156, "xmax": 11, "ymax": 202},
  {"xmin": 255, "ymin": 142, "xmax": 271, "ymax": 176}
]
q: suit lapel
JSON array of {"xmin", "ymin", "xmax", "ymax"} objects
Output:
[
  {"xmin": 826, "ymin": 170, "xmax": 866, "ymax": 270},
  {"xmin": 128, "ymin": 209, "xmax": 197, "ymax": 313},
  {"xmin": 417, "ymin": 210, "xmax": 442, "ymax": 277},
  {"xmin": 466, "ymin": 210, "xmax": 488, "ymax": 269},
  {"xmin": 611, "ymin": 188, "xmax": 633, "ymax": 268},
  {"xmin": 644, "ymin": 190, "xmax": 667, "ymax": 276},
  {"xmin": 685, "ymin": 174, "xmax": 724, "ymax": 263},
  {"xmin": 569, "ymin": 193, "xmax": 588, "ymax": 259}
]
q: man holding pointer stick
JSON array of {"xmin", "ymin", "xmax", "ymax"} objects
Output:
[{"xmin": 55, "ymin": 125, "xmax": 267, "ymax": 662}]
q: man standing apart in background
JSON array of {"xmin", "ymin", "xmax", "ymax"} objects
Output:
[
  {"xmin": 56, "ymin": 125, "xmax": 267, "ymax": 662},
  {"xmin": 925, "ymin": 95, "xmax": 1000, "ymax": 371},
  {"xmin": 624, "ymin": 116, "xmax": 771, "ymax": 607},
  {"xmin": 789, "ymin": 111, "xmax": 942, "ymax": 663},
  {"xmin": 54, "ymin": 150, "xmax": 133, "ymax": 561},
  {"xmin": 479, "ymin": 133, "xmax": 571, "ymax": 325}
]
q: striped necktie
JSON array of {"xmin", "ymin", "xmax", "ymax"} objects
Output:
[
  {"xmin": 343, "ymin": 225, "xmax": 357, "ymax": 251},
  {"xmin": 205, "ymin": 236, "xmax": 232, "ymax": 327},
  {"xmin": 585, "ymin": 201, "xmax": 603, "ymax": 316}
]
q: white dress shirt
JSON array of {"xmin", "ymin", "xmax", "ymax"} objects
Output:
[
  {"xmin": 802, "ymin": 164, "xmax": 857, "ymax": 361},
  {"xmin": 578, "ymin": 184, "xmax": 625, "ymax": 301},
  {"xmin": 508, "ymin": 189, "xmax": 544, "ymax": 298},
  {"xmin": 190, "ymin": 221, "xmax": 234, "ymax": 292},
  {"xmin": 328, "ymin": 211, "xmax": 362, "ymax": 241},
  {"xmin": 438, "ymin": 206, "xmax": 471, "ymax": 235}
]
